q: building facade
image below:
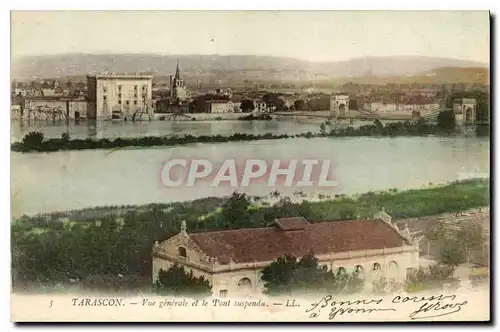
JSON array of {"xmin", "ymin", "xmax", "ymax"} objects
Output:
[
  {"xmin": 210, "ymin": 101, "xmax": 235, "ymax": 114},
  {"xmin": 152, "ymin": 212, "xmax": 420, "ymax": 297},
  {"xmin": 21, "ymin": 96, "xmax": 87, "ymax": 120},
  {"xmin": 87, "ymin": 73, "xmax": 153, "ymax": 120},
  {"xmin": 362, "ymin": 100, "xmax": 441, "ymax": 115}
]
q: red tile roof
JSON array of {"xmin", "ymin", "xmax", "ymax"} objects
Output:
[
  {"xmin": 274, "ymin": 217, "xmax": 310, "ymax": 231},
  {"xmin": 189, "ymin": 219, "xmax": 408, "ymax": 264}
]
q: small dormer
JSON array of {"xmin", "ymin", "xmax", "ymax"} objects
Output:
[{"xmin": 274, "ymin": 217, "xmax": 310, "ymax": 231}]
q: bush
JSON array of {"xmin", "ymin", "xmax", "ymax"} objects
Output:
[
  {"xmin": 261, "ymin": 252, "xmax": 363, "ymax": 296},
  {"xmin": 405, "ymin": 264, "xmax": 459, "ymax": 293},
  {"xmin": 153, "ymin": 264, "xmax": 212, "ymax": 297},
  {"xmin": 22, "ymin": 131, "xmax": 44, "ymax": 150},
  {"xmin": 372, "ymin": 277, "xmax": 402, "ymax": 295}
]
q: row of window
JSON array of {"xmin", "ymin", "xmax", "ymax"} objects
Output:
[
  {"xmin": 102, "ymin": 97, "xmax": 147, "ymax": 106},
  {"xmin": 103, "ymin": 85, "xmax": 148, "ymax": 93},
  {"xmin": 118, "ymin": 93, "xmax": 147, "ymax": 99},
  {"xmin": 178, "ymin": 246, "xmax": 400, "ymax": 274},
  {"xmin": 218, "ymin": 267, "xmax": 415, "ymax": 298},
  {"xmin": 103, "ymin": 93, "xmax": 148, "ymax": 99}
]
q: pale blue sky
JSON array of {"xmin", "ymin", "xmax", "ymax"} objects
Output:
[{"xmin": 11, "ymin": 10, "xmax": 490, "ymax": 63}]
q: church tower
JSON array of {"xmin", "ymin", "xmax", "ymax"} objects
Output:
[{"xmin": 170, "ymin": 59, "xmax": 187, "ymax": 101}]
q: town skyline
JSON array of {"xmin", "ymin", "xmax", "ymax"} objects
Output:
[{"xmin": 11, "ymin": 11, "xmax": 490, "ymax": 63}]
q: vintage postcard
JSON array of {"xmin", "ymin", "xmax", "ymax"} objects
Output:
[{"xmin": 10, "ymin": 10, "xmax": 490, "ymax": 322}]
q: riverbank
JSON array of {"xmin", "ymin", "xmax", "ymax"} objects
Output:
[
  {"xmin": 11, "ymin": 119, "xmax": 473, "ymax": 153},
  {"xmin": 12, "ymin": 179, "xmax": 489, "ymax": 291}
]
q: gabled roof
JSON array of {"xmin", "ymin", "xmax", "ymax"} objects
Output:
[{"xmin": 187, "ymin": 218, "xmax": 408, "ymax": 264}]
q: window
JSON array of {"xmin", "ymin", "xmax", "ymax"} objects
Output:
[
  {"xmin": 373, "ymin": 263, "xmax": 381, "ymax": 271},
  {"xmin": 134, "ymin": 85, "xmax": 138, "ymax": 90},
  {"xmin": 118, "ymin": 85, "xmax": 122, "ymax": 92},
  {"xmin": 134, "ymin": 100, "xmax": 137, "ymax": 105},
  {"xmin": 103, "ymin": 96, "xmax": 107, "ymax": 101},
  {"xmin": 103, "ymin": 87, "xmax": 107, "ymax": 93},
  {"xmin": 354, "ymin": 265, "xmax": 365, "ymax": 279},
  {"xmin": 134, "ymin": 93, "xmax": 138, "ymax": 98},
  {"xmin": 219, "ymin": 290, "xmax": 228, "ymax": 298},
  {"xmin": 118, "ymin": 93, "xmax": 122, "ymax": 98},
  {"xmin": 336, "ymin": 267, "xmax": 346, "ymax": 275},
  {"xmin": 118, "ymin": 100, "xmax": 122, "ymax": 105},
  {"xmin": 126, "ymin": 100, "xmax": 130, "ymax": 105},
  {"xmin": 388, "ymin": 261, "xmax": 399, "ymax": 281},
  {"xmin": 178, "ymin": 247, "xmax": 187, "ymax": 258},
  {"xmin": 238, "ymin": 278, "xmax": 252, "ymax": 287},
  {"xmin": 142, "ymin": 85, "xmax": 147, "ymax": 91}
]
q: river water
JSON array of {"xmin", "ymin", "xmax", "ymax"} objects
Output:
[
  {"xmin": 11, "ymin": 119, "xmax": 490, "ymax": 217},
  {"xmin": 10, "ymin": 118, "xmax": 399, "ymax": 142}
]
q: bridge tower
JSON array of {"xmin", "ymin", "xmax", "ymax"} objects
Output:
[
  {"xmin": 453, "ymin": 98, "xmax": 477, "ymax": 126},
  {"xmin": 330, "ymin": 95, "xmax": 350, "ymax": 119}
]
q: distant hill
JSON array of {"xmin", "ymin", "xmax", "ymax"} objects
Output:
[
  {"xmin": 328, "ymin": 67, "xmax": 490, "ymax": 85},
  {"xmin": 11, "ymin": 53, "xmax": 489, "ymax": 83}
]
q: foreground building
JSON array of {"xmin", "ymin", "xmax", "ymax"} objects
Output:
[
  {"xmin": 152, "ymin": 211, "xmax": 419, "ymax": 297},
  {"xmin": 87, "ymin": 73, "xmax": 153, "ymax": 120}
]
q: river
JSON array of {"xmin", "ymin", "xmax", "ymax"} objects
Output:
[
  {"xmin": 10, "ymin": 118, "xmax": 398, "ymax": 142},
  {"xmin": 11, "ymin": 125, "xmax": 490, "ymax": 217}
]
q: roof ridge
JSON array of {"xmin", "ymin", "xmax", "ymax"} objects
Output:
[
  {"xmin": 190, "ymin": 225, "xmax": 274, "ymax": 236},
  {"xmin": 189, "ymin": 218, "xmax": 381, "ymax": 237}
]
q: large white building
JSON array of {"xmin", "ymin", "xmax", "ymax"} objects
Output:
[
  {"xmin": 152, "ymin": 211, "xmax": 420, "ymax": 298},
  {"xmin": 87, "ymin": 73, "xmax": 153, "ymax": 120}
]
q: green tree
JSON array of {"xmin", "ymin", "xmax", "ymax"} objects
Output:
[
  {"xmin": 437, "ymin": 110, "xmax": 456, "ymax": 131},
  {"xmin": 22, "ymin": 131, "xmax": 44, "ymax": 151},
  {"xmin": 263, "ymin": 93, "xmax": 285, "ymax": 111},
  {"xmin": 153, "ymin": 264, "xmax": 212, "ymax": 297},
  {"xmin": 293, "ymin": 100, "xmax": 306, "ymax": 111},
  {"xmin": 261, "ymin": 252, "xmax": 363, "ymax": 296},
  {"xmin": 61, "ymin": 131, "xmax": 70, "ymax": 141},
  {"xmin": 456, "ymin": 222, "xmax": 484, "ymax": 262},
  {"xmin": 427, "ymin": 222, "xmax": 446, "ymax": 242},
  {"xmin": 438, "ymin": 239, "xmax": 466, "ymax": 267},
  {"xmin": 240, "ymin": 99, "xmax": 255, "ymax": 113},
  {"xmin": 219, "ymin": 192, "xmax": 251, "ymax": 228},
  {"xmin": 319, "ymin": 122, "xmax": 327, "ymax": 134},
  {"xmin": 339, "ymin": 205, "xmax": 357, "ymax": 220},
  {"xmin": 405, "ymin": 264, "xmax": 458, "ymax": 293}
]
